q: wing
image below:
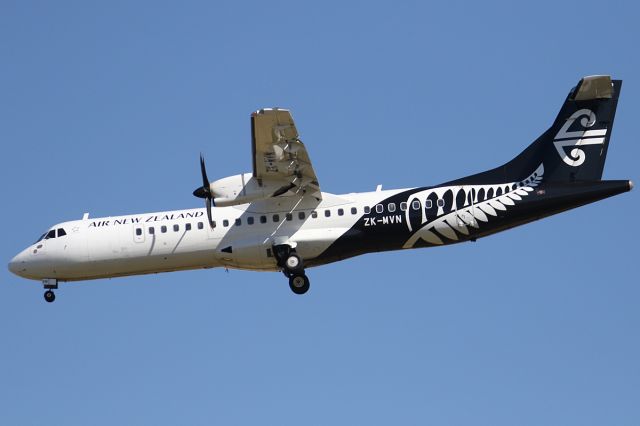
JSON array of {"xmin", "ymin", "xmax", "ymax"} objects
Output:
[{"xmin": 251, "ymin": 108, "xmax": 321, "ymax": 199}]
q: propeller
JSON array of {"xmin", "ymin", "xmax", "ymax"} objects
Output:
[{"xmin": 193, "ymin": 154, "xmax": 215, "ymax": 228}]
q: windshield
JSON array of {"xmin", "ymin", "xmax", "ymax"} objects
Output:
[{"xmin": 35, "ymin": 228, "xmax": 67, "ymax": 243}]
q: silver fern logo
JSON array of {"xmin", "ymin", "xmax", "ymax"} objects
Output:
[
  {"xmin": 553, "ymin": 109, "xmax": 607, "ymax": 167},
  {"xmin": 403, "ymin": 164, "xmax": 544, "ymax": 248}
]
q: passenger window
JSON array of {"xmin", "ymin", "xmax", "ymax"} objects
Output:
[
  {"xmin": 364, "ymin": 206, "xmax": 371, "ymax": 214},
  {"xmin": 161, "ymin": 226, "xmax": 167, "ymax": 233},
  {"xmin": 235, "ymin": 218, "xmax": 241, "ymax": 226},
  {"xmin": 388, "ymin": 203, "xmax": 396, "ymax": 212},
  {"xmin": 375, "ymin": 204, "xmax": 384, "ymax": 213},
  {"xmin": 223, "ymin": 220, "xmax": 229, "ymax": 227},
  {"xmin": 325, "ymin": 210, "xmax": 331, "ymax": 217},
  {"xmin": 45, "ymin": 230, "xmax": 56, "ymax": 239},
  {"xmin": 286, "ymin": 213, "xmax": 292, "ymax": 221},
  {"xmin": 273, "ymin": 214, "xmax": 280, "ymax": 222},
  {"xmin": 186, "ymin": 223, "xmax": 191, "ymax": 231},
  {"xmin": 338, "ymin": 208, "xmax": 344, "ymax": 216},
  {"xmin": 437, "ymin": 199, "xmax": 445, "ymax": 208},
  {"xmin": 298, "ymin": 212, "xmax": 305, "ymax": 220},
  {"xmin": 400, "ymin": 202, "xmax": 407, "ymax": 211},
  {"xmin": 197, "ymin": 222, "xmax": 204, "ymax": 230},
  {"xmin": 57, "ymin": 228, "xmax": 67, "ymax": 237},
  {"xmin": 173, "ymin": 224, "xmax": 179, "ymax": 232},
  {"xmin": 425, "ymin": 200, "xmax": 433, "ymax": 209},
  {"xmin": 412, "ymin": 200, "xmax": 420, "ymax": 210},
  {"xmin": 260, "ymin": 215, "xmax": 267, "ymax": 224},
  {"xmin": 311, "ymin": 211, "xmax": 318, "ymax": 218},
  {"xmin": 247, "ymin": 217, "xmax": 254, "ymax": 225},
  {"xmin": 351, "ymin": 207, "xmax": 357, "ymax": 214},
  {"xmin": 149, "ymin": 227, "xmax": 155, "ymax": 235},
  {"xmin": 135, "ymin": 228, "xmax": 142, "ymax": 236}
]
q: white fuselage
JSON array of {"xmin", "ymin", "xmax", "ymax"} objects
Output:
[{"xmin": 9, "ymin": 189, "xmax": 405, "ymax": 282}]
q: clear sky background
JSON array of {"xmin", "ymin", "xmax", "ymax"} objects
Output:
[{"xmin": 1, "ymin": 1, "xmax": 638, "ymax": 424}]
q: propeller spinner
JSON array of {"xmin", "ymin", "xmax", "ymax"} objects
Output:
[{"xmin": 193, "ymin": 154, "xmax": 216, "ymax": 228}]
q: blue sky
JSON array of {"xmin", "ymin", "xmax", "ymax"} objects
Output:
[{"xmin": 1, "ymin": 1, "xmax": 638, "ymax": 424}]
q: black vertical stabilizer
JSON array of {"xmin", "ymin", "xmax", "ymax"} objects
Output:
[{"xmin": 446, "ymin": 76, "xmax": 621, "ymax": 185}]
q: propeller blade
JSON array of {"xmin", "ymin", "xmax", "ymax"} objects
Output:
[
  {"xmin": 206, "ymin": 197, "xmax": 214, "ymax": 229},
  {"xmin": 194, "ymin": 154, "xmax": 215, "ymax": 228},
  {"xmin": 194, "ymin": 154, "xmax": 213, "ymax": 198},
  {"xmin": 200, "ymin": 154, "xmax": 210, "ymax": 191}
]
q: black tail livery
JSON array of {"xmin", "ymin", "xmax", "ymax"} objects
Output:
[
  {"xmin": 319, "ymin": 75, "xmax": 632, "ymax": 261},
  {"xmin": 450, "ymin": 75, "xmax": 621, "ymax": 185}
]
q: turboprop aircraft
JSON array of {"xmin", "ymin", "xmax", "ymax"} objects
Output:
[{"xmin": 8, "ymin": 75, "xmax": 633, "ymax": 302}]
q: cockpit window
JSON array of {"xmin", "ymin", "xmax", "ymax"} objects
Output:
[
  {"xmin": 45, "ymin": 230, "xmax": 56, "ymax": 239},
  {"xmin": 35, "ymin": 233, "xmax": 47, "ymax": 243},
  {"xmin": 57, "ymin": 228, "xmax": 67, "ymax": 237}
]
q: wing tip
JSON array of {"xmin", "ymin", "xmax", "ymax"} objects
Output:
[{"xmin": 253, "ymin": 107, "xmax": 291, "ymax": 116}]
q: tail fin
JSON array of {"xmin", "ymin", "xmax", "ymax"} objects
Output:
[
  {"xmin": 448, "ymin": 75, "xmax": 621, "ymax": 185},
  {"xmin": 542, "ymin": 75, "xmax": 621, "ymax": 182}
]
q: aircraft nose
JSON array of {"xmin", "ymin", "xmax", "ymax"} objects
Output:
[
  {"xmin": 8, "ymin": 255, "xmax": 19, "ymax": 275},
  {"xmin": 8, "ymin": 251, "xmax": 26, "ymax": 277}
]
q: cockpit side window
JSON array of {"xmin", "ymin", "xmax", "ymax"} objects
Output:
[
  {"xmin": 45, "ymin": 230, "xmax": 56, "ymax": 239},
  {"xmin": 57, "ymin": 228, "xmax": 67, "ymax": 237}
]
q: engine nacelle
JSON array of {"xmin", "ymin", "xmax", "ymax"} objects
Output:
[{"xmin": 210, "ymin": 173, "xmax": 285, "ymax": 206}]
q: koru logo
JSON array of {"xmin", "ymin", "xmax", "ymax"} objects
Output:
[{"xmin": 553, "ymin": 109, "xmax": 607, "ymax": 167}]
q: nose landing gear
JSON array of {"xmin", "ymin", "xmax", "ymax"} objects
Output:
[
  {"xmin": 274, "ymin": 245, "xmax": 310, "ymax": 295},
  {"xmin": 42, "ymin": 278, "xmax": 58, "ymax": 303}
]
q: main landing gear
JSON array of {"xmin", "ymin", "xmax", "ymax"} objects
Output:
[
  {"xmin": 42, "ymin": 278, "xmax": 58, "ymax": 303},
  {"xmin": 288, "ymin": 272, "xmax": 310, "ymax": 295},
  {"xmin": 274, "ymin": 245, "xmax": 310, "ymax": 295}
]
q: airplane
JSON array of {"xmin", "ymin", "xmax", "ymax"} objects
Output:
[{"xmin": 8, "ymin": 75, "xmax": 633, "ymax": 302}]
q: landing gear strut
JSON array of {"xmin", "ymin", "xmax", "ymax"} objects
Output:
[
  {"xmin": 42, "ymin": 278, "xmax": 58, "ymax": 303},
  {"xmin": 274, "ymin": 245, "xmax": 310, "ymax": 295}
]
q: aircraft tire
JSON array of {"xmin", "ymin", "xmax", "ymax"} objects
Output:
[
  {"xmin": 44, "ymin": 290, "xmax": 56, "ymax": 303},
  {"xmin": 289, "ymin": 274, "xmax": 310, "ymax": 295}
]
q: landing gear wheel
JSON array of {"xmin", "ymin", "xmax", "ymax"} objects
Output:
[
  {"xmin": 44, "ymin": 290, "xmax": 56, "ymax": 303},
  {"xmin": 285, "ymin": 253, "xmax": 303, "ymax": 273},
  {"xmin": 289, "ymin": 274, "xmax": 310, "ymax": 295}
]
